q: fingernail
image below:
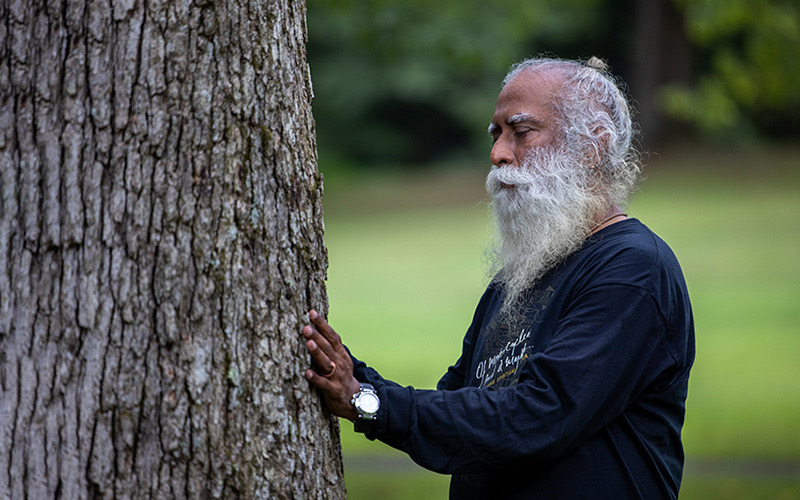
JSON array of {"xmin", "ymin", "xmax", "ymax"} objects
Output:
[{"xmin": 309, "ymin": 310, "xmax": 318, "ymax": 319}]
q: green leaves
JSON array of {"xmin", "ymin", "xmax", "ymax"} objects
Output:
[
  {"xmin": 308, "ymin": 0, "xmax": 800, "ymax": 162},
  {"xmin": 307, "ymin": 0, "xmax": 604, "ymax": 165},
  {"xmin": 667, "ymin": 0, "xmax": 800, "ymax": 139}
]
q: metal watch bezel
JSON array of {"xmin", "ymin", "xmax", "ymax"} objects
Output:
[{"xmin": 351, "ymin": 383, "xmax": 380, "ymax": 419}]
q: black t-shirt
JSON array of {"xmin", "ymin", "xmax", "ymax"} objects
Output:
[{"xmin": 352, "ymin": 219, "xmax": 695, "ymax": 499}]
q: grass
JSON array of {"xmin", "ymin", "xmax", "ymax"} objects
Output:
[
  {"xmin": 680, "ymin": 477, "xmax": 800, "ymax": 500},
  {"xmin": 320, "ymin": 144, "xmax": 800, "ymax": 498}
]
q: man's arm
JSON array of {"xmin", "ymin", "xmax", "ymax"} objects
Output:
[
  {"xmin": 349, "ymin": 284, "xmax": 675, "ymax": 474},
  {"xmin": 302, "ymin": 280, "xmax": 684, "ymax": 475}
]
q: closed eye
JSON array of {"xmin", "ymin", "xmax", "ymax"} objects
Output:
[
  {"xmin": 514, "ymin": 127, "xmax": 533, "ymax": 136},
  {"xmin": 506, "ymin": 114, "xmax": 543, "ymax": 136}
]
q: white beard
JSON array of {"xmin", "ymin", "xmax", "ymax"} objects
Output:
[{"xmin": 486, "ymin": 145, "xmax": 608, "ymax": 313}]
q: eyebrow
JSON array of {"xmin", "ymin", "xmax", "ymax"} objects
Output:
[
  {"xmin": 507, "ymin": 113, "xmax": 541, "ymax": 126},
  {"xmin": 487, "ymin": 113, "xmax": 543, "ymax": 135}
]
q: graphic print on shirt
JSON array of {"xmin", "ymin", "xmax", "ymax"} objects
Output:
[{"xmin": 475, "ymin": 286, "xmax": 555, "ymax": 388}]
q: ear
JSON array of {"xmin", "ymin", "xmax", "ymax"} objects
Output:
[{"xmin": 587, "ymin": 124, "xmax": 609, "ymax": 169}]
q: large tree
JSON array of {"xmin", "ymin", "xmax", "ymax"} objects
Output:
[{"xmin": 0, "ymin": 0, "xmax": 344, "ymax": 498}]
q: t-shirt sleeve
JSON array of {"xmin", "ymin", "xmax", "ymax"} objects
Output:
[{"xmin": 365, "ymin": 283, "xmax": 673, "ymax": 474}]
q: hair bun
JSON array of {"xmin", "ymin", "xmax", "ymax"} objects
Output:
[{"xmin": 586, "ymin": 56, "xmax": 609, "ymax": 72}]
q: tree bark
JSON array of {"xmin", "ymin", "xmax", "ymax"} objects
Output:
[{"xmin": 0, "ymin": 0, "xmax": 344, "ymax": 498}]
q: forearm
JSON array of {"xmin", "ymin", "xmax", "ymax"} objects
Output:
[
  {"xmin": 367, "ymin": 382, "xmax": 580, "ymax": 473},
  {"xmin": 366, "ymin": 290, "xmax": 669, "ymax": 474}
]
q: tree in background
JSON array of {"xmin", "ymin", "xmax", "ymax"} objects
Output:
[
  {"xmin": 307, "ymin": 0, "xmax": 800, "ymax": 167},
  {"xmin": 307, "ymin": 0, "xmax": 608, "ymax": 165},
  {"xmin": 0, "ymin": 0, "xmax": 344, "ymax": 498},
  {"xmin": 664, "ymin": 0, "xmax": 800, "ymax": 140}
]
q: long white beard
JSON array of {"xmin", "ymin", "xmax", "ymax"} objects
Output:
[{"xmin": 486, "ymin": 145, "xmax": 608, "ymax": 312}]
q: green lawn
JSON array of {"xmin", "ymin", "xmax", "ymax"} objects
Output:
[{"xmin": 320, "ymin": 145, "xmax": 800, "ymax": 499}]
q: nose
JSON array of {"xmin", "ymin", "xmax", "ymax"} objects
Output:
[{"xmin": 490, "ymin": 136, "xmax": 514, "ymax": 167}]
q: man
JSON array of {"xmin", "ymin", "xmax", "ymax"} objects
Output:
[{"xmin": 302, "ymin": 56, "xmax": 695, "ymax": 499}]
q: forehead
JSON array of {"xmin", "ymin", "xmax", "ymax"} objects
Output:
[{"xmin": 493, "ymin": 69, "xmax": 564, "ymax": 123}]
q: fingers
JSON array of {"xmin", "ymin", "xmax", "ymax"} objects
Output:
[
  {"xmin": 321, "ymin": 361, "xmax": 337, "ymax": 378},
  {"xmin": 304, "ymin": 366, "xmax": 337, "ymax": 395},
  {"xmin": 303, "ymin": 329, "xmax": 335, "ymax": 374},
  {"xmin": 303, "ymin": 309, "xmax": 344, "ymax": 361},
  {"xmin": 309, "ymin": 309, "xmax": 342, "ymax": 346},
  {"xmin": 304, "ymin": 367, "xmax": 329, "ymax": 386},
  {"xmin": 301, "ymin": 310, "xmax": 362, "ymax": 420},
  {"xmin": 302, "ymin": 311, "xmax": 344, "ymax": 380},
  {"xmin": 303, "ymin": 361, "xmax": 337, "ymax": 384},
  {"xmin": 302, "ymin": 329, "xmax": 338, "ymax": 390},
  {"xmin": 303, "ymin": 323, "xmax": 335, "ymax": 361}
]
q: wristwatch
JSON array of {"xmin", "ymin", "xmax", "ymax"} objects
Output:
[{"xmin": 350, "ymin": 383, "xmax": 380, "ymax": 433}]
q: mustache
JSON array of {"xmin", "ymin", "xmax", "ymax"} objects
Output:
[
  {"xmin": 485, "ymin": 166, "xmax": 537, "ymax": 195},
  {"xmin": 486, "ymin": 164, "xmax": 570, "ymax": 203}
]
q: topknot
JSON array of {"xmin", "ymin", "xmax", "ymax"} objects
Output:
[{"xmin": 586, "ymin": 56, "xmax": 609, "ymax": 72}]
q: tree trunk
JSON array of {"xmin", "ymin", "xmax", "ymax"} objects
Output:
[
  {"xmin": 630, "ymin": 0, "xmax": 693, "ymax": 144},
  {"xmin": 0, "ymin": 0, "xmax": 344, "ymax": 498}
]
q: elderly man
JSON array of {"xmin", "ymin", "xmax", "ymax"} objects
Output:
[{"xmin": 302, "ymin": 56, "xmax": 695, "ymax": 499}]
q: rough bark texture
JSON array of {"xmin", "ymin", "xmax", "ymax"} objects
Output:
[{"xmin": 0, "ymin": 0, "xmax": 345, "ymax": 498}]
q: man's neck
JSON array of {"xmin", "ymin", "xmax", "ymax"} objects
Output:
[{"xmin": 590, "ymin": 206, "xmax": 627, "ymax": 235}]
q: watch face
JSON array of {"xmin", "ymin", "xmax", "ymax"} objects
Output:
[{"xmin": 358, "ymin": 393, "xmax": 380, "ymax": 414}]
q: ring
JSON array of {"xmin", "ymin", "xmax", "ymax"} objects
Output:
[{"xmin": 322, "ymin": 361, "xmax": 336, "ymax": 378}]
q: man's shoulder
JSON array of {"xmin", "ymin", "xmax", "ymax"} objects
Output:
[
  {"xmin": 569, "ymin": 218, "xmax": 686, "ymax": 291},
  {"xmin": 594, "ymin": 217, "xmax": 657, "ymax": 247},
  {"xmin": 591, "ymin": 219, "xmax": 678, "ymax": 264}
]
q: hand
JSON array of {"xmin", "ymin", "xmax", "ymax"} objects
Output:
[{"xmin": 302, "ymin": 310, "xmax": 361, "ymax": 421}]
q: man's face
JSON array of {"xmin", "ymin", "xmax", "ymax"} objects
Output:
[
  {"xmin": 488, "ymin": 69, "xmax": 563, "ymax": 170},
  {"xmin": 485, "ymin": 70, "xmax": 609, "ymax": 310}
]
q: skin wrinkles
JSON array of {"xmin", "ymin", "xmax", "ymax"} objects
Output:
[{"xmin": 489, "ymin": 69, "xmax": 564, "ymax": 168}]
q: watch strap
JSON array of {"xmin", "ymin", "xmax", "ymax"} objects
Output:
[{"xmin": 353, "ymin": 414, "xmax": 375, "ymax": 434}]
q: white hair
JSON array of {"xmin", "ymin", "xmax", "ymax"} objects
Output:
[
  {"xmin": 503, "ymin": 56, "xmax": 642, "ymax": 208},
  {"xmin": 486, "ymin": 143, "xmax": 608, "ymax": 314}
]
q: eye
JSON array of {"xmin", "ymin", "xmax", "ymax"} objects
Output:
[{"xmin": 513, "ymin": 127, "xmax": 532, "ymax": 137}]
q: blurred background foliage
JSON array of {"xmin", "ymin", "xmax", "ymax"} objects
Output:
[
  {"xmin": 662, "ymin": 0, "xmax": 800, "ymax": 139},
  {"xmin": 307, "ymin": 0, "xmax": 800, "ymax": 167}
]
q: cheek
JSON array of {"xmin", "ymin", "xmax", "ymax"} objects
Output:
[
  {"xmin": 529, "ymin": 131, "xmax": 558, "ymax": 149},
  {"xmin": 515, "ymin": 132, "xmax": 551, "ymax": 157}
]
